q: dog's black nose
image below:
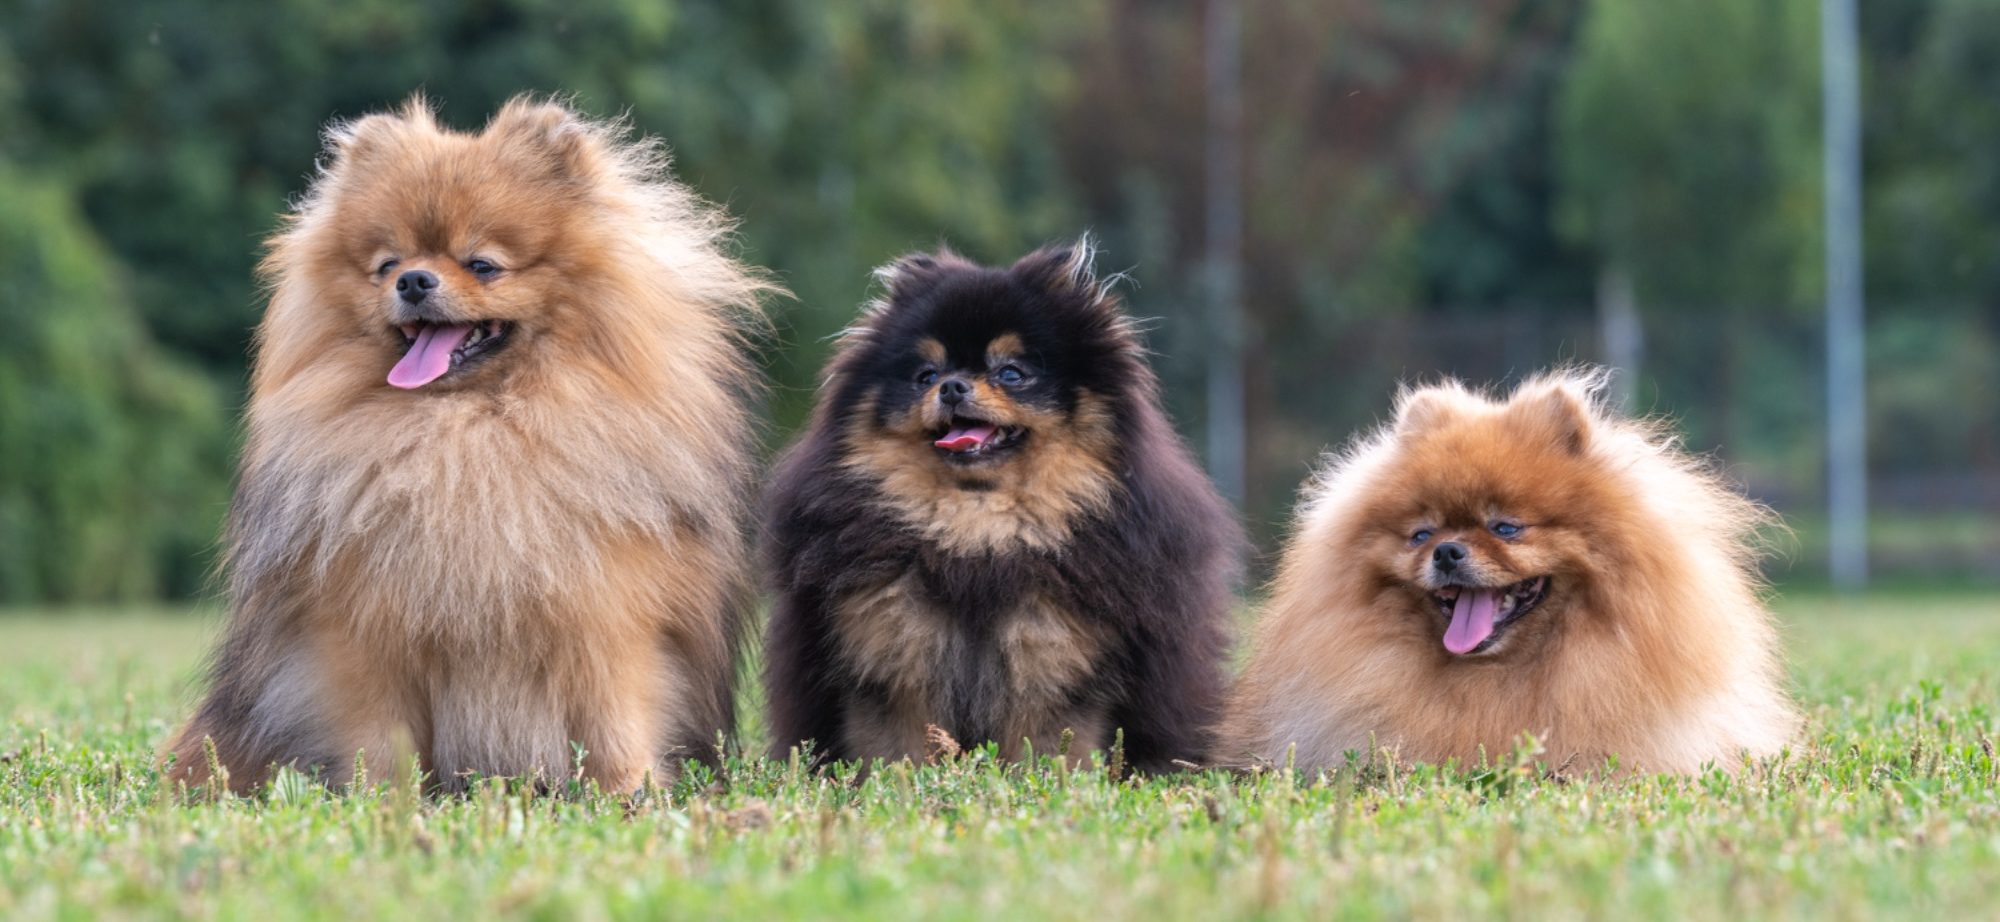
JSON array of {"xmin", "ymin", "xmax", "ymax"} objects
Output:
[
  {"xmin": 396, "ymin": 269, "xmax": 440, "ymax": 304},
  {"xmin": 1433, "ymin": 541, "xmax": 1467, "ymax": 571},
  {"xmin": 938, "ymin": 378, "xmax": 971, "ymax": 405}
]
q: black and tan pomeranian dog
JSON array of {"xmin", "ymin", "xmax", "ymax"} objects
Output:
[
  {"xmin": 1220, "ymin": 370, "xmax": 1797, "ymax": 775},
  {"xmin": 761, "ymin": 242, "xmax": 1242, "ymax": 771},
  {"xmin": 165, "ymin": 96, "xmax": 775, "ymax": 792}
]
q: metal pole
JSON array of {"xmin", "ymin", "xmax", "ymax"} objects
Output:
[
  {"xmin": 1204, "ymin": 0, "xmax": 1246, "ymax": 506},
  {"xmin": 1822, "ymin": 0, "xmax": 1868, "ymax": 589},
  {"xmin": 1598, "ymin": 264, "xmax": 1644, "ymax": 411}
]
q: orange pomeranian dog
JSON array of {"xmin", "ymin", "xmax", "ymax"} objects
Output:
[
  {"xmin": 164, "ymin": 96, "xmax": 774, "ymax": 792},
  {"xmin": 1219, "ymin": 370, "xmax": 1797, "ymax": 775}
]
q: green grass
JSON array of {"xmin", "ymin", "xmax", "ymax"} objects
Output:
[{"xmin": 3, "ymin": 594, "xmax": 1997, "ymax": 920}]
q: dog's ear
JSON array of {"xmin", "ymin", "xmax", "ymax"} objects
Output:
[
  {"xmin": 326, "ymin": 95, "xmax": 436, "ymax": 170},
  {"xmin": 872, "ymin": 248, "xmax": 974, "ymax": 302},
  {"xmin": 484, "ymin": 96, "xmax": 609, "ymax": 182},
  {"xmin": 1393, "ymin": 382, "xmax": 1471, "ymax": 438},
  {"xmin": 1507, "ymin": 379, "xmax": 1594, "ymax": 456},
  {"xmin": 843, "ymin": 249, "xmax": 971, "ymax": 343},
  {"xmin": 1010, "ymin": 237, "xmax": 1110, "ymax": 306}
]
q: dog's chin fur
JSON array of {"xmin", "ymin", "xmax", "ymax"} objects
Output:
[
  {"xmin": 1219, "ymin": 369, "xmax": 1798, "ymax": 776},
  {"xmin": 164, "ymin": 95, "xmax": 775, "ymax": 793},
  {"xmin": 762, "ymin": 241, "xmax": 1243, "ymax": 772}
]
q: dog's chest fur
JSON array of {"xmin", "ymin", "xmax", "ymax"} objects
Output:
[{"xmin": 831, "ymin": 564, "xmax": 1110, "ymax": 750}]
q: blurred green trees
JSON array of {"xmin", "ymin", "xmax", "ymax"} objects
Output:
[
  {"xmin": 1558, "ymin": 0, "xmax": 1823, "ymax": 310},
  {"xmin": 0, "ymin": 166, "xmax": 226, "ymax": 602},
  {"xmin": 1554, "ymin": 0, "xmax": 1824, "ymax": 457}
]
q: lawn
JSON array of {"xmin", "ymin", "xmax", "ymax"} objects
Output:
[{"xmin": 3, "ymin": 593, "xmax": 1996, "ymax": 920}]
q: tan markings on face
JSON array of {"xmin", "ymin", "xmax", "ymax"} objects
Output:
[
  {"xmin": 900, "ymin": 378, "xmax": 1026, "ymax": 433},
  {"xmin": 916, "ymin": 337, "xmax": 946, "ymax": 366},
  {"xmin": 843, "ymin": 392, "xmax": 1120, "ymax": 553},
  {"xmin": 985, "ymin": 333, "xmax": 1024, "ymax": 365}
]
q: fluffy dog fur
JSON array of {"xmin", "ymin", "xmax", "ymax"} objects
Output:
[
  {"xmin": 1219, "ymin": 370, "xmax": 1797, "ymax": 775},
  {"xmin": 762, "ymin": 242, "xmax": 1242, "ymax": 772},
  {"xmin": 165, "ymin": 96, "xmax": 773, "ymax": 792}
]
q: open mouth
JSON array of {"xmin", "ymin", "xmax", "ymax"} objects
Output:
[
  {"xmin": 1429, "ymin": 575, "xmax": 1550, "ymax": 656},
  {"xmin": 388, "ymin": 320, "xmax": 512, "ymax": 390},
  {"xmin": 931, "ymin": 415, "xmax": 1028, "ymax": 461}
]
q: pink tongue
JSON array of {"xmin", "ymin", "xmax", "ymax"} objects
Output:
[
  {"xmin": 934, "ymin": 423, "xmax": 998, "ymax": 452},
  {"xmin": 1443, "ymin": 589, "xmax": 1501, "ymax": 655},
  {"xmin": 387, "ymin": 324, "xmax": 475, "ymax": 389}
]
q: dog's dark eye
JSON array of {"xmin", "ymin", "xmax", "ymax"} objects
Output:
[
  {"xmin": 995, "ymin": 365, "xmax": 1026, "ymax": 386},
  {"xmin": 916, "ymin": 367, "xmax": 939, "ymax": 386},
  {"xmin": 467, "ymin": 258, "xmax": 501, "ymax": 278},
  {"xmin": 1410, "ymin": 528, "xmax": 1434, "ymax": 545},
  {"xmin": 376, "ymin": 258, "xmax": 400, "ymax": 276},
  {"xmin": 1491, "ymin": 521, "xmax": 1523, "ymax": 538}
]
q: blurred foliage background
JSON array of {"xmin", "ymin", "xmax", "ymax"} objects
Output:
[{"xmin": 1, "ymin": 0, "xmax": 1995, "ymax": 603}]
